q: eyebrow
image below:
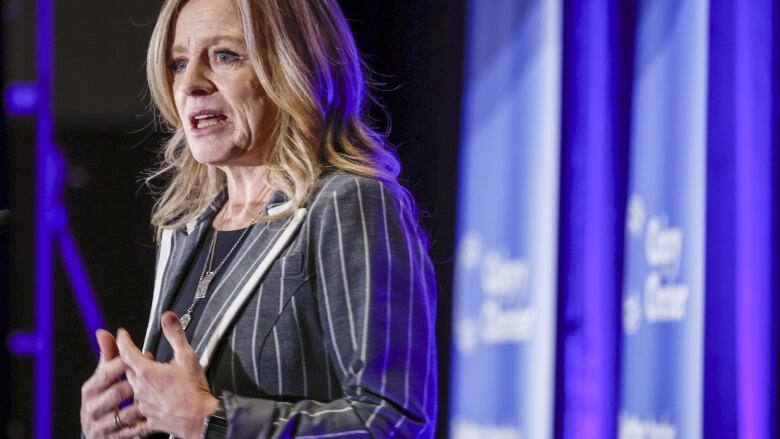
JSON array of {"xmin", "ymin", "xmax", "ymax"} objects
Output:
[{"xmin": 170, "ymin": 35, "xmax": 245, "ymax": 55}]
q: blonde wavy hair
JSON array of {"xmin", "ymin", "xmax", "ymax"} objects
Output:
[{"xmin": 145, "ymin": 0, "xmax": 411, "ymax": 234}]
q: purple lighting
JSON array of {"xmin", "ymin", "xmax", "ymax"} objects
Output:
[
  {"xmin": 57, "ymin": 226, "xmax": 106, "ymax": 356},
  {"xmin": 7, "ymin": 332, "xmax": 43, "ymax": 355},
  {"xmin": 556, "ymin": 1, "xmax": 631, "ymax": 437},
  {"xmin": 33, "ymin": 0, "xmax": 55, "ymax": 436},
  {"xmin": 4, "ymin": 82, "xmax": 40, "ymax": 116},
  {"xmin": 5, "ymin": 0, "xmax": 106, "ymax": 436},
  {"xmin": 733, "ymin": 1, "xmax": 777, "ymax": 435},
  {"xmin": 706, "ymin": 0, "xmax": 778, "ymax": 436}
]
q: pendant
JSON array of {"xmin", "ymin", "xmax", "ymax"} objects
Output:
[
  {"xmin": 180, "ymin": 313, "xmax": 192, "ymax": 331},
  {"xmin": 195, "ymin": 271, "xmax": 216, "ymax": 299}
]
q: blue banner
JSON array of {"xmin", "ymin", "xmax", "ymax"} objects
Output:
[
  {"xmin": 450, "ymin": 1, "xmax": 561, "ymax": 437},
  {"xmin": 620, "ymin": 1, "xmax": 709, "ymax": 438}
]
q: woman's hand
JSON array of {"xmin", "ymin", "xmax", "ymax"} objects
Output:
[
  {"xmin": 116, "ymin": 312, "xmax": 220, "ymax": 439},
  {"xmin": 80, "ymin": 330, "xmax": 145, "ymax": 438}
]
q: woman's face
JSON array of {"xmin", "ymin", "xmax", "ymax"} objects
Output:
[{"xmin": 170, "ymin": 0, "xmax": 275, "ymax": 167}]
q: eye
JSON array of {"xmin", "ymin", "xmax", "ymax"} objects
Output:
[
  {"xmin": 214, "ymin": 50, "xmax": 240, "ymax": 64},
  {"xmin": 170, "ymin": 58, "xmax": 188, "ymax": 73}
]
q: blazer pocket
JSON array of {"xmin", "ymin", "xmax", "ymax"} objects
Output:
[{"xmin": 266, "ymin": 253, "xmax": 304, "ymax": 278}]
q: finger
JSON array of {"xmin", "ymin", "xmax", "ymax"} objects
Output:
[
  {"xmin": 118, "ymin": 402, "xmax": 146, "ymax": 425},
  {"xmin": 89, "ymin": 380, "xmax": 134, "ymax": 421},
  {"xmin": 98, "ymin": 406, "xmax": 149, "ymax": 439},
  {"xmin": 101, "ymin": 402, "xmax": 146, "ymax": 436},
  {"xmin": 125, "ymin": 368, "xmax": 136, "ymax": 387},
  {"xmin": 143, "ymin": 351, "xmax": 154, "ymax": 361},
  {"xmin": 83, "ymin": 356, "xmax": 128, "ymax": 397},
  {"xmin": 116, "ymin": 328, "xmax": 147, "ymax": 372},
  {"xmin": 92, "ymin": 406, "xmax": 127, "ymax": 437},
  {"xmin": 109, "ymin": 420, "xmax": 153, "ymax": 439},
  {"xmin": 161, "ymin": 311, "xmax": 194, "ymax": 364},
  {"xmin": 124, "ymin": 368, "xmax": 144, "ymax": 401},
  {"xmin": 96, "ymin": 329, "xmax": 119, "ymax": 363}
]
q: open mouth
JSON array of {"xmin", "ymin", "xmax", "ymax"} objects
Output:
[{"xmin": 189, "ymin": 112, "xmax": 228, "ymax": 130}]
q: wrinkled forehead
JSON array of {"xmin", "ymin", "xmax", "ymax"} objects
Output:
[{"xmin": 170, "ymin": 0, "xmax": 245, "ymax": 52}]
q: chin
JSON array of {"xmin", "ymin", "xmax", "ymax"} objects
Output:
[
  {"xmin": 191, "ymin": 154, "xmax": 234, "ymax": 166},
  {"xmin": 187, "ymin": 142, "xmax": 233, "ymax": 165},
  {"xmin": 186, "ymin": 132, "xmax": 263, "ymax": 167}
]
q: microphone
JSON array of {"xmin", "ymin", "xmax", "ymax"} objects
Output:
[{"xmin": 0, "ymin": 209, "xmax": 15, "ymax": 235}]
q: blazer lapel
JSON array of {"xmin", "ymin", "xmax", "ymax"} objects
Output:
[
  {"xmin": 141, "ymin": 191, "xmax": 226, "ymax": 352},
  {"xmin": 192, "ymin": 206, "xmax": 308, "ymax": 369}
]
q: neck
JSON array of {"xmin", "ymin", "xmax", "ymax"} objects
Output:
[
  {"xmin": 214, "ymin": 165, "xmax": 274, "ymax": 230},
  {"xmin": 220, "ymin": 165, "xmax": 271, "ymax": 206}
]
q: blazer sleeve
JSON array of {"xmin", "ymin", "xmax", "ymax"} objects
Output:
[{"xmin": 218, "ymin": 176, "xmax": 438, "ymax": 439}]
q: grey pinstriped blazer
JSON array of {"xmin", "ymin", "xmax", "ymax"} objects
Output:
[{"xmin": 141, "ymin": 172, "xmax": 437, "ymax": 438}]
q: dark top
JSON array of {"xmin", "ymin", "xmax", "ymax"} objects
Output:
[{"xmin": 154, "ymin": 226, "xmax": 251, "ymax": 363}]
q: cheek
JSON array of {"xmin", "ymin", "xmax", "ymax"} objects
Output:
[
  {"xmin": 234, "ymin": 82, "xmax": 268, "ymax": 133},
  {"xmin": 245, "ymin": 100, "xmax": 272, "ymax": 145},
  {"xmin": 248, "ymin": 100, "xmax": 266, "ymax": 124}
]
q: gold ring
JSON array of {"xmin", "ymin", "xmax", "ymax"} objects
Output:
[{"xmin": 114, "ymin": 409, "xmax": 127, "ymax": 430}]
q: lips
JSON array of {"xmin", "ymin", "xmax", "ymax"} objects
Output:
[{"xmin": 188, "ymin": 109, "xmax": 228, "ymax": 130}]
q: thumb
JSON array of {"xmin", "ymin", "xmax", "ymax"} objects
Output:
[
  {"xmin": 95, "ymin": 329, "xmax": 118, "ymax": 363},
  {"xmin": 161, "ymin": 312, "xmax": 194, "ymax": 365}
]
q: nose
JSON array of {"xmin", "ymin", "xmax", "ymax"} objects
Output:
[{"xmin": 178, "ymin": 58, "xmax": 215, "ymax": 97}]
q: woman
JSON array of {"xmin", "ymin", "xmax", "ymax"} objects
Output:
[{"xmin": 79, "ymin": 0, "xmax": 437, "ymax": 437}]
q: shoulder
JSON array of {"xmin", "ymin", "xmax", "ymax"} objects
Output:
[
  {"xmin": 307, "ymin": 172, "xmax": 402, "ymax": 214},
  {"xmin": 303, "ymin": 172, "xmax": 420, "ymax": 236},
  {"xmin": 300, "ymin": 172, "xmax": 430, "ymax": 258},
  {"xmin": 313, "ymin": 171, "xmax": 385, "ymax": 197}
]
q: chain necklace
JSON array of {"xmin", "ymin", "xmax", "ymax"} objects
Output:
[
  {"xmin": 179, "ymin": 226, "xmax": 252, "ymax": 330},
  {"xmin": 179, "ymin": 185, "xmax": 274, "ymax": 331}
]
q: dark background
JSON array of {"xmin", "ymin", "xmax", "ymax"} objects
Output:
[{"xmin": 1, "ymin": 0, "xmax": 463, "ymax": 437}]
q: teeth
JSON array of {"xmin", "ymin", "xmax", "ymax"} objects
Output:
[
  {"xmin": 197, "ymin": 118, "xmax": 222, "ymax": 128},
  {"xmin": 194, "ymin": 114, "xmax": 215, "ymax": 120}
]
